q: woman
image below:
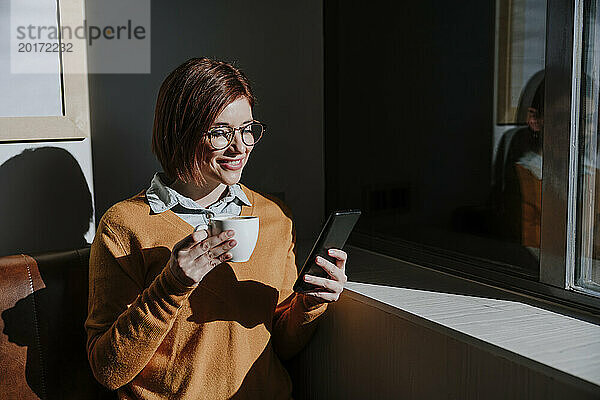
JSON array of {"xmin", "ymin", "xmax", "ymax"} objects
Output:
[
  {"xmin": 492, "ymin": 76, "xmax": 544, "ymax": 248},
  {"xmin": 85, "ymin": 57, "xmax": 348, "ymax": 399}
]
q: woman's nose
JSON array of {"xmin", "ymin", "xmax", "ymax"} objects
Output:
[{"xmin": 229, "ymin": 130, "xmax": 246, "ymax": 153}]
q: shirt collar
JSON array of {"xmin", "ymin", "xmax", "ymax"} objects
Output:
[{"xmin": 146, "ymin": 172, "xmax": 252, "ymax": 214}]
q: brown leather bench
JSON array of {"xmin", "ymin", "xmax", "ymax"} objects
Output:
[{"xmin": 0, "ymin": 247, "xmax": 114, "ymax": 399}]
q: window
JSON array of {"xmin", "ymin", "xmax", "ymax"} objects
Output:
[
  {"xmin": 325, "ymin": 0, "xmax": 600, "ymax": 312},
  {"xmin": 574, "ymin": 0, "xmax": 600, "ymax": 295}
]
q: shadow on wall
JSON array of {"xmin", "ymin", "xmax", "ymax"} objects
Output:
[{"xmin": 0, "ymin": 146, "xmax": 93, "ymax": 257}]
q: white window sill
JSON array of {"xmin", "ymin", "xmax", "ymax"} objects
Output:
[{"xmin": 343, "ymin": 245, "xmax": 600, "ymax": 393}]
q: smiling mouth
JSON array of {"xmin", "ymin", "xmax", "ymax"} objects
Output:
[{"xmin": 217, "ymin": 158, "xmax": 244, "ymax": 170}]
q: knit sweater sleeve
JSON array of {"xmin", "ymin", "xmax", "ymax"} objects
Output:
[
  {"xmin": 271, "ymin": 211, "xmax": 327, "ymax": 360},
  {"xmin": 84, "ymin": 218, "xmax": 197, "ymax": 390}
]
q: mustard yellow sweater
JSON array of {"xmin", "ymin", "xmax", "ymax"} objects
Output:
[{"xmin": 85, "ymin": 184, "xmax": 327, "ymax": 399}]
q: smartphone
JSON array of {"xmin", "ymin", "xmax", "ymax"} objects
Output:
[{"xmin": 293, "ymin": 210, "xmax": 361, "ymax": 293}]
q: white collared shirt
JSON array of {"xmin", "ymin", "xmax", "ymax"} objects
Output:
[{"xmin": 145, "ymin": 172, "xmax": 252, "ymax": 231}]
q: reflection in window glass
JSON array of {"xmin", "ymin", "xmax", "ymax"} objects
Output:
[
  {"xmin": 331, "ymin": 2, "xmax": 546, "ymax": 278},
  {"xmin": 576, "ymin": 0, "xmax": 600, "ymax": 294}
]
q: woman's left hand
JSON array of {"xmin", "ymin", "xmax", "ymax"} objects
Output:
[{"xmin": 301, "ymin": 248, "xmax": 348, "ymax": 306}]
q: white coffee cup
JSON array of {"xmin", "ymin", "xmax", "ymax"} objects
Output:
[{"xmin": 208, "ymin": 215, "xmax": 259, "ymax": 262}]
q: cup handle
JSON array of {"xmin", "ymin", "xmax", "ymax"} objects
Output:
[{"xmin": 205, "ymin": 211, "xmax": 215, "ymax": 235}]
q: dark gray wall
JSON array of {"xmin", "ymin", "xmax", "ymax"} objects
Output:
[
  {"xmin": 329, "ymin": 1, "xmax": 495, "ymax": 228},
  {"xmin": 88, "ymin": 1, "xmax": 324, "ymax": 249}
]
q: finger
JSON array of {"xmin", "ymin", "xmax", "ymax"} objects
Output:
[
  {"xmin": 327, "ymin": 248, "xmax": 347, "ymax": 262},
  {"xmin": 188, "ymin": 236, "xmax": 211, "ymax": 259},
  {"xmin": 173, "ymin": 229, "xmax": 209, "ymax": 253},
  {"xmin": 200, "ymin": 229, "xmax": 236, "ymax": 250},
  {"xmin": 303, "ymin": 274, "xmax": 343, "ymax": 293},
  {"xmin": 183, "ymin": 230, "xmax": 211, "ymax": 257},
  {"xmin": 303, "ymin": 291, "xmax": 339, "ymax": 302},
  {"xmin": 190, "ymin": 229, "xmax": 210, "ymax": 245},
  {"xmin": 327, "ymin": 249, "xmax": 347, "ymax": 270},
  {"xmin": 200, "ymin": 249, "xmax": 232, "ymax": 267},
  {"xmin": 201, "ymin": 238, "xmax": 237, "ymax": 261},
  {"xmin": 202, "ymin": 255, "xmax": 224, "ymax": 269},
  {"xmin": 315, "ymin": 256, "xmax": 347, "ymax": 283}
]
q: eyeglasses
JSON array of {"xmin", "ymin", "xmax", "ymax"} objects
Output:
[{"xmin": 205, "ymin": 121, "xmax": 266, "ymax": 150}]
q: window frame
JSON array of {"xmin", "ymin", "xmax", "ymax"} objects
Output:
[
  {"xmin": 572, "ymin": 0, "xmax": 600, "ymax": 297},
  {"xmin": 539, "ymin": 0, "xmax": 578, "ymax": 291}
]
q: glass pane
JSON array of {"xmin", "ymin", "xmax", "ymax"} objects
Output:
[
  {"xmin": 575, "ymin": 0, "xmax": 600, "ymax": 294},
  {"xmin": 330, "ymin": 1, "xmax": 547, "ymax": 278}
]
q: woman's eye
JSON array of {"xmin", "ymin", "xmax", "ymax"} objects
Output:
[{"xmin": 211, "ymin": 129, "xmax": 229, "ymax": 136}]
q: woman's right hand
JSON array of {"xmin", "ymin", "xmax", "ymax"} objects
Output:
[{"xmin": 168, "ymin": 229, "xmax": 237, "ymax": 286}]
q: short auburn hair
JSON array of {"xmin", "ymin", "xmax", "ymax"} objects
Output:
[{"xmin": 151, "ymin": 57, "xmax": 255, "ymax": 185}]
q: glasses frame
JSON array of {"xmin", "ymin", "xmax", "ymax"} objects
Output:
[{"xmin": 204, "ymin": 121, "xmax": 266, "ymax": 150}]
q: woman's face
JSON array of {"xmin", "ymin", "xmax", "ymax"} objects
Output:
[{"xmin": 199, "ymin": 97, "xmax": 254, "ymax": 187}]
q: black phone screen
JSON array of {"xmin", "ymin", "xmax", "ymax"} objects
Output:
[{"xmin": 293, "ymin": 210, "xmax": 361, "ymax": 293}]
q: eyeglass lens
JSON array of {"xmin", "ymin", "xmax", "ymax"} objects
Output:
[{"xmin": 210, "ymin": 123, "xmax": 263, "ymax": 149}]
